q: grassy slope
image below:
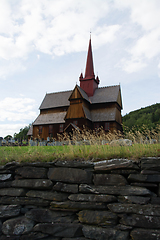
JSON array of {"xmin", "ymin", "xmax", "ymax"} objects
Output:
[{"xmin": 0, "ymin": 144, "xmax": 160, "ymax": 165}]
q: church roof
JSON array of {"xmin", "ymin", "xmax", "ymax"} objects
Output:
[
  {"xmin": 39, "ymin": 85, "xmax": 121, "ymax": 110},
  {"xmin": 84, "ymin": 38, "xmax": 95, "ymax": 79},
  {"xmin": 39, "ymin": 90, "xmax": 72, "ymax": 110},
  {"xmin": 33, "ymin": 112, "xmax": 66, "ymax": 125}
]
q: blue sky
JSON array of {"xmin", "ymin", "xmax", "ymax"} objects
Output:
[{"xmin": 0, "ymin": 0, "xmax": 160, "ymax": 138}]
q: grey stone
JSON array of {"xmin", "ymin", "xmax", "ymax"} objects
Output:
[
  {"xmin": 128, "ymin": 174, "xmax": 160, "ymax": 182},
  {"xmin": 93, "ymin": 174, "xmax": 128, "ymax": 186},
  {"xmin": 52, "ymin": 182, "xmax": 78, "ymax": 193},
  {"xmin": 20, "ymin": 232, "xmax": 48, "ymax": 240},
  {"xmin": 151, "ymin": 197, "xmax": 160, "ymax": 204},
  {"xmin": 50, "ymin": 201, "xmax": 106, "ymax": 210},
  {"xmin": 110, "ymin": 139, "xmax": 132, "ymax": 146},
  {"xmin": 111, "ymin": 169, "xmax": 139, "ymax": 174},
  {"xmin": 118, "ymin": 196, "xmax": 150, "ymax": 204},
  {"xmin": 0, "ymin": 205, "xmax": 20, "ymax": 218},
  {"xmin": 141, "ymin": 158, "xmax": 160, "ymax": 170},
  {"xmin": 94, "ymin": 159, "xmax": 139, "ymax": 171},
  {"xmin": 55, "ymin": 160, "xmax": 94, "ymax": 168},
  {"xmin": 78, "ymin": 210, "xmax": 117, "ymax": 226},
  {"xmin": 0, "ymin": 197, "xmax": 49, "ymax": 206},
  {"xmin": 79, "ymin": 184, "xmax": 152, "ymax": 196},
  {"xmin": 48, "ymin": 168, "xmax": 92, "ymax": 184},
  {"xmin": 108, "ymin": 203, "xmax": 160, "ymax": 216},
  {"xmin": 0, "ymin": 174, "xmax": 12, "ymax": 181},
  {"xmin": 26, "ymin": 190, "xmax": 68, "ymax": 201},
  {"xmin": 82, "ymin": 225, "xmax": 129, "ymax": 240},
  {"xmin": 25, "ymin": 209, "xmax": 75, "ymax": 223},
  {"xmin": 141, "ymin": 170, "xmax": 160, "ymax": 174},
  {"xmin": 120, "ymin": 214, "xmax": 160, "ymax": 228},
  {"xmin": 2, "ymin": 216, "xmax": 34, "ymax": 235},
  {"xmin": 34, "ymin": 223, "xmax": 83, "ymax": 238},
  {"xmin": 0, "ymin": 236, "xmax": 20, "ymax": 240},
  {"xmin": 0, "ymin": 181, "xmax": 12, "ymax": 188},
  {"xmin": 131, "ymin": 182, "xmax": 157, "ymax": 188},
  {"xmin": 68, "ymin": 193, "xmax": 117, "ymax": 203},
  {"xmin": 12, "ymin": 179, "xmax": 53, "ymax": 189},
  {"xmin": 0, "ymin": 188, "xmax": 26, "ymax": 197},
  {"xmin": 62, "ymin": 238, "xmax": 90, "ymax": 240},
  {"xmin": 16, "ymin": 167, "xmax": 47, "ymax": 179},
  {"xmin": 131, "ymin": 228, "xmax": 160, "ymax": 240}
]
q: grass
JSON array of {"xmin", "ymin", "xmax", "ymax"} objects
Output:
[
  {"xmin": 0, "ymin": 126, "xmax": 160, "ymax": 165},
  {"xmin": 0, "ymin": 143, "xmax": 160, "ymax": 165}
]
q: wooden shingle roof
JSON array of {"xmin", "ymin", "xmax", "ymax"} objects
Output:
[
  {"xmin": 40, "ymin": 90, "xmax": 72, "ymax": 110},
  {"xmin": 39, "ymin": 85, "xmax": 121, "ymax": 110},
  {"xmin": 33, "ymin": 112, "xmax": 66, "ymax": 125}
]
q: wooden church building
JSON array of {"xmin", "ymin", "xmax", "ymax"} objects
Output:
[{"xmin": 29, "ymin": 38, "xmax": 123, "ymax": 139}]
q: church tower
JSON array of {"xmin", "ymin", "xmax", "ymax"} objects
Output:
[{"xmin": 79, "ymin": 38, "xmax": 100, "ymax": 97}]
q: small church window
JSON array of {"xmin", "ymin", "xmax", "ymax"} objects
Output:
[
  {"xmin": 39, "ymin": 126, "xmax": 43, "ymax": 134},
  {"xmin": 49, "ymin": 125, "xmax": 53, "ymax": 134},
  {"xmin": 73, "ymin": 120, "xmax": 78, "ymax": 125},
  {"xmin": 105, "ymin": 122, "xmax": 110, "ymax": 131},
  {"xmin": 59, "ymin": 124, "xmax": 64, "ymax": 133}
]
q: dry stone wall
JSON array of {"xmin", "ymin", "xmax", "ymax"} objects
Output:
[{"xmin": 0, "ymin": 158, "xmax": 160, "ymax": 239}]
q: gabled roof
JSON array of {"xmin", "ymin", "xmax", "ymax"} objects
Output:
[
  {"xmin": 33, "ymin": 112, "xmax": 66, "ymax": 125},
  {"xmin": 90, "ymin": 85, "xmax": 122, "ymax": 108},
  {"xmin": 39, "ymin": 85, "xmax": 122, "ymax": 110},
  {"xmin": 40, "ymin": 90, "xmax": 72, "ymax": 110}
]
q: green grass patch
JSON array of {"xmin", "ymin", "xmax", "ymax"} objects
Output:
[{"xmin": 0, "ymin": 143, "xmax": 160, "ymax": 165}]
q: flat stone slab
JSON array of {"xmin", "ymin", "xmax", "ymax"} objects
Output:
[
  {"xmin": 0, "ymin": 188, "xmax": 26, "ymax": 197},
  {"xmin": 2, "ymin": 216, "xmax": 34, "ymax": 235},
  {"xmin": 34, "ymin": 223, "xmax": 83, "ymax": 238},
  {"xmin": 128, "ymin": 174, "xmax": 160, "ymax": 182},
  {"xmin": 68, "ymin": 193, "xmax": 117, "ymax": 203},
  {"xmin": 19, "ymin": 232, "xmax": 48, "ymax": 240},
  {"xmin": 118, "ymin": 196, "xmax": 150, "ymax": 204},
  {"xmin": 79, "ymin": 184, "xmax": 152, "ymax": 196},
  {"xmin": 82, "ymin": 225, "xmax": 129, "ymax": 240},
  {"xmin": 15, "ymin": 167, "xmax": 47, "ymax": 179},
  {"xmin": 55, "ymin": 160, "xmax": 94, "ymax": 168},
  {"xmin": 48, "ymin": 167, "xmax": 92, "ymax": 184},
  {"xmin": 0, "ymin": 205, "xmax": 20, "ymax": 218},
  {"xmin": 93, "ymin": 174, "xmax": 128, "ymax": 186},
  {"xmin": 94, "ymin": 159, "xmax": 139, "ymax": 171},
  {"xmin": 52, "ymin": 182, "xmax": 78, "ymax": 193},
  {"xmin": 50, "ymin": 201, "xmax": 107, "ymax": 210},
  {"xmin": 26, "ymin": 190, "xmax": 68, "ymax": 201},
  {"xmin": 25, "ymin": 208, "xmax": 75, "ymax": 223},
  {"xmin": 0, "ymin": 174, "xmax": 12, "ymax": 181},
  {"xmin": 12, "ymin": 179, "xmax": 53, "ymax": 189},
  {"xmin": 78, "ymin": 210, "xmax": 117, "ymax": 226},
  {"xmin": 120, "ymin": 214, "xmax": 160, "ymax": 229},
  {"xmin": 108, "ymin": 203, "xmax": 160, "ymax": 216},
  {"xmin": 141, "ymin": 158, "xmax": 160, "ymax": 170},
  {"xmin": 0, "ymin": 196, "xmax": 49, "ymax": 206},
  {"xmin": 131, "ymin": 228, "xmax": 160, "ymax": 240}
]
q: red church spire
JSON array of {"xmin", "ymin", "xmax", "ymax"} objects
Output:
[
  {"xmin": 79, "ymin": 37, "xmax": 100, "ymax": 97},
  {"xmin": 84, "ymin": 38, "xmax": 95, "ymax": 79}
]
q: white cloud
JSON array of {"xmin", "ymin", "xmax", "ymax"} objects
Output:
[
  {"xmin": 0, "ymin": 0, "xmax": 115, "ymax": 60},
  {"xmin": 0, "ymin": 97, "xmax": 37, "ymax": 122},
  {"xmin": 113, "ymin": 0, "xmax": 160, "ymax": 73},
  {"xmin": 0, "ymin": 123, "xmax": 29, "ymax": 138}
]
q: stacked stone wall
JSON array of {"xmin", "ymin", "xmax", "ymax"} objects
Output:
[{"xmin": 0, "ymin": 158, "xmax": 160, "ymax": 239}]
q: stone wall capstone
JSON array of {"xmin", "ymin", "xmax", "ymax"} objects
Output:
[{"xmin": 0, "ymin": 158, "xmax": 160, "ymax": 239}]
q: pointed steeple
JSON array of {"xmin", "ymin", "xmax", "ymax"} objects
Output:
[
  {"xmin": 79, "ymin": 37, "xmax": 100, "ymax": 97},
  {"xmin": 84, "ymin": 38, "xmax": 95, "ymax": 79}
]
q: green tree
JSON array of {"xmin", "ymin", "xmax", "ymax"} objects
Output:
[{"xmin": 14, "ymin": 125, "xmax": 31, "ymax": 141}]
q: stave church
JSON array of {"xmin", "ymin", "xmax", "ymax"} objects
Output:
[{"xmin": 28, "ymin": 38, "xmax": 123, "ymax": 140}]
